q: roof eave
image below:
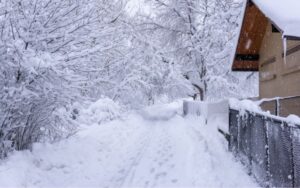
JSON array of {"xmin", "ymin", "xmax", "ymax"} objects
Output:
[
  {"xmin": 251, "ymin": 0, "xmax": 300, "ymax": 41},
  {"xmin": 284, "ymin": 35, "xmax": 300, "ymax": 41},
  {"xmin": 229, "ymin": 0, "xmax": 248, "ymax": 72}
]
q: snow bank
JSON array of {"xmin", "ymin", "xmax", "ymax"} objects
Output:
[
  {"xmin": 0, "ymin": 114, "xmax": 148, "ymax": 188},
  {"xmin": 253, "ymin": 0, "xmax": 300, "ymax": 37},
  {"xmin": 183, "ymin": 115, "xmax": 258, "ymax": 187}
]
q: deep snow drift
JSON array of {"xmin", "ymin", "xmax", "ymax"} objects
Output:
[{"xmin": 0, "ymin": 102, "xmax": 258, "ymax": 188}]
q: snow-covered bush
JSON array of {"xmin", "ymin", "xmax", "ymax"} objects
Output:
[
  {"xmin": 79, "ymin": 98, "xmax": 123, "ymax": 125},
  {"xmin": 0, "ymin": 43, "xmax": 78, "ymax": 158},
  {"xmin": 0, "ymin": 0, "xmax": 121, "ymax": 157}
]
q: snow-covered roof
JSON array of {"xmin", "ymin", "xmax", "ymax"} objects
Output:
[{"xmin": 252, "ymin": 0, "xmax": 300, "ymax": 38}]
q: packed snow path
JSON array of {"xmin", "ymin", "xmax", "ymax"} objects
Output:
[{"xmin": 0, "ymin": 104, "xmax": 257, "ymax": 188}]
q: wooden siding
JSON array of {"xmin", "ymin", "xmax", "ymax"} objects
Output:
[{"xmin": 232, "ymin": 3, "xmax": 268, "ymax": 71}]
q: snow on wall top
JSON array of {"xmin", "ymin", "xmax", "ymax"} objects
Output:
[{"xmin": 252, "ymin": 0, "xmax": 300, "ymax": 38}]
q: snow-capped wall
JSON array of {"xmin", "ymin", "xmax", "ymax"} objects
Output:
[
  {"xmin": 183, "ymin": 101, "xmax": 208, "ymax": 117},
  {"xmin": 183, "ymin": 100, "xmax": 229, "ymax": 131}
]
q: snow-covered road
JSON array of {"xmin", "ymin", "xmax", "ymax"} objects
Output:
[{"xmin": 0, "ymin": 103, "xmax": 258, "ymax": 188}]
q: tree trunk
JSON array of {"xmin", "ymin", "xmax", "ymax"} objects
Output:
[{"xmin": 192, "ymin": 83, "xmax": 204, "ymax": 101}]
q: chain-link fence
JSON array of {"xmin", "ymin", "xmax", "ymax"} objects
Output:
[{"xmin": 229, "ymin": 108, "xmax": 300, "ymax": 187}]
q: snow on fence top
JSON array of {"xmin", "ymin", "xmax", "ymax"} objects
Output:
[
  {"xmin": 253, "ymin": 0, "xmax": 300, "ymax": 38},
  {"xmin": 229, "ymin": 98, "xmax": 300, "ymax": 125}
]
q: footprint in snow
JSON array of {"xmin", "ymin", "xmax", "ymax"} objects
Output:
[
  {"xmin": 155, "ymin": 172, "xmax": 167, "ymax": 180},
  {"xmin": 150, "ymin": 168, "xmax": 155, "ymax": 174},
  {"xmin": 171, "ymin": 179, "xmax": 178, "ymax": 183},
  {"xmin": 144, "ymin": 181, "xmax": 150, "ymax": 187},
  {"xmin": 118, "ymin": 169, "xmax": 125, "ymax": 174},
  {"xmin": 168, "ymin": 164, "xmax": 175, "ymax": 169}
]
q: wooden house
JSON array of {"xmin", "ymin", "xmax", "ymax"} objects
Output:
[{"xmin": 231, "ymin": 0, "xmax": 300, "ymax": 117}]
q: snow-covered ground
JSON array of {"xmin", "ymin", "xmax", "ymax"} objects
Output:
[{"xmin": 0, "ymin": 102, "xmax": 258, "ymax": 188}]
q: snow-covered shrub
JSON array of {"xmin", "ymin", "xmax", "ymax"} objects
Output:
[
  {"xmin": 0, "ymin": 0, "xmax": 109, "ymax": 157},
  {"xmin": 78, "ymin": 97, "xmax": 123, "ymax": 125},
  {"xmin": 0, "ymin": 43, "xmax": 78, "ymax": 158}
]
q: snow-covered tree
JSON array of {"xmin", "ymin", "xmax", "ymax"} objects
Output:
[
  {"xmin": 0, "ymin": 0, "xmax": 193, "ymax": 157},
  {"xmin": 107, "ymin": 19, "xmax": 193, "ymax": 107},
  {"xmin": 0, "ymin": 0, "xmax": 127, "ymax": 157},
  {"xmin": 139, "ymin": 0, "xmax": 256, "ymax": 100},
  {"xmin": 0, "ymin": 0, "xmax": 258, "ymax": 157}
]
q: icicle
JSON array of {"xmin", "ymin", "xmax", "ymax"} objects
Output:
[
  {"xmin": 276, "ymin": 97, "xmax": 280, "ymax": 116},
  {"xmin": 283, "ymin": 36, "xmax": 287, "ymax": 64}
]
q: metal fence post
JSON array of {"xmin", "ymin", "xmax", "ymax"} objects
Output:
[
  {"xmin": 264, "ymin": 117, "xmax": 270, "ymax": 187},
  {"xmin": 290, "ymin": 125, "xmax": 295, "ymax": 187}
]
